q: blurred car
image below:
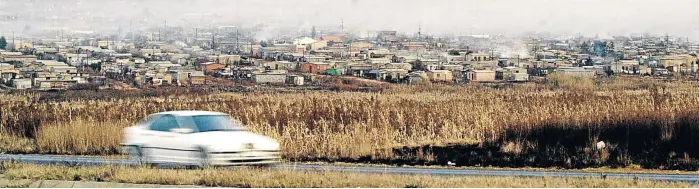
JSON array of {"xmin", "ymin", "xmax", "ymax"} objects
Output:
[{"xmin": 121, "ymin": 111, "xmax": 281, "ymax": 167}]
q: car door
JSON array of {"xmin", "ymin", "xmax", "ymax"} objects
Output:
[
  {"xmin": 146, "ymin": 114, "xmax": 183, "ymax": 163},
  {"xmin": 129, "ymin": 114, "xmax": 161, "ymax": 160},
  {"xmin": 166, "ymin": 115, "xmax": 200, "ymax": 164}
]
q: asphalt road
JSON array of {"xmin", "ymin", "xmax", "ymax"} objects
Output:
[{"xmin": 2, "ymin": 154, "xmax": 699, "ymax": 183}]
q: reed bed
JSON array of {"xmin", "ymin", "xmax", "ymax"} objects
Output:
[{"xmin": 2, "ymin": 76, "xmax": 699, "ymax": 169}]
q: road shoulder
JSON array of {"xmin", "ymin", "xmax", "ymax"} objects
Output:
[{"xmin": 0, "ymin": 175, "xmax": 202, "ymax": 188}]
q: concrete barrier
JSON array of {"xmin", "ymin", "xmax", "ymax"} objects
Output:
[{"xmin": 0, "ymin": 176, "xmax": 203, "ymax": 188}]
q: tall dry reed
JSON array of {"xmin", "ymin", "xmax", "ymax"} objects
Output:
[{"xmin": 2, "ymin": 77, "xmax": 699, "ymax": 168}]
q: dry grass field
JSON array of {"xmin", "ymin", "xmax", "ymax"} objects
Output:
[
  {"xmin": 2, "ymin": 75, "xmax": 699, "ymax": 170},
  {"xmin": 0, "ymin": 163, "xmax": 692, "ymax": 188}
]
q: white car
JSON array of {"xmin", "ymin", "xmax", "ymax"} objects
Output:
[{"xmin": 121, "ymin": 111, "xmax": 281, "ymax": 167}]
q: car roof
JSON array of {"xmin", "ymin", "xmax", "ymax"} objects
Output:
[{"xmin": 152, "ymin": 111, "xmax": 228, "ymax": 117}]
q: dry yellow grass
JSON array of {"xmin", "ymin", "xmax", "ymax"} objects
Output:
[
  {"xmin": 0, "ymin": 133, "xmax": 34, "ymax": 153},
  {"xmin": 35, "ymin": 119, "xmax": 130, "ymax": 155},
  {"xmin": 546, "ymin": 73, "xmax": 598, "ymax": 91},
  {"xmin": 2, "ymin": 76, "xmax": 699, "ymax": 169},
  {"xmin": 0, "ymin": 163, "xmax": 693, "ymax": 188}
]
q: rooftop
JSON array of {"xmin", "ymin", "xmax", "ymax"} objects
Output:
[
  {"xmin": 470, "ymin": 70, "xmax": 495, "ymax": 73},
  {"xmin": 429, "ymin": 70, "xmax": 453, "ymax": 73}
]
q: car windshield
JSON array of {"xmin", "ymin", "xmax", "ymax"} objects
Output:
[{"xmin": 188, "ymin": 115, "xmax": 245, "ymax": 132}]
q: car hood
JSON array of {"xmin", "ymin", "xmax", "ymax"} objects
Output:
[{"xmin": 190, "ymin": 131, "xmax": 279, "ymax": 152}]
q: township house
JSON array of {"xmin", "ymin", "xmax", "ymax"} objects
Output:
[
  {"xmin": 466, "ymin": 52, "xmax": 492, "ymax": 62},
  {"xmin": 496, "ymin": 67, "xmax": 529, "ymax": 82},
  {"xmin": 149, "ymin": 61, "xmax": 181, "ymax": 73},
  {"xmin": 253, "ymin": 70, "xmax": 288, "ymax": 84},
  {"xmin": 300, "ymin": 62, "xmax": 329, "ymax": 74},
  {"xmin": 426, "ymin": 70, "xmax": 453, "ymax": 82},
  {"xmin": 348, "ymin": 64, "xmax": 375, "ymax": 77},
  {"xmin": 305, "ymin": 56, "xmax": 327, "ymax": 63},
  {"xmin": 382, "ymin": 63, "xmax": 413, "ymax": 70},
  {"xmin": 618, "ymin": 60, "xmax": 641, "ymax": 74},
  {"xmin": 310, "ymin": 50, "xmax": 334, "ymax": 57},
  {"xmin": 210, "ymin": 55, "xmax": 242, "ymax": 65},
  {"xmin": 444, "ymin": 55, "xmax": 465, "ymax": 64},
  {"xmin": 349, "ymin": 42, "xmax": 373, "ymax": 53},
  {"xmin": 406, "ymin": 71, "xmax": 429, "ymax": 84},
  {"xmin": 138, "ymin": 71, "xmax": 173, "ymax": 86},
  {"xmin": 286, "ymin": 75, "xmax": 305, "ymax": 86},
  {"xmin": 366, "ymin": 69, "xmax": 409, "ymax": 81},
  {"xmin": 441, "ymin": 64, "xmax": 465, "ymax": 79},
  {"xmin": 558, "ymin": 67, "xmax": 597, "ymax": 77},
  {"xmin": 200, "ymin": 62, "xmax": 226, "ymax": 73},
  {"xmin": 189, "ymin": 72, "xmax": 206, "ymax": 85},
  {"xmin": 170, "ymin": 70, "xmax": 206, "ymax": 85},
  {"xmin": 401, "ymin": 42, "xmax": 428, "ymax": 51},
  {"xmin": 367, "ymin": 58, "xmax": 392, "ymax": 65},
  {"xmin": 263, "ymin": 61, "xmax": 297, "ymax": 70},
  {"xmin": 660, "ymin": 55, "xmax": 697, "ymax": 73},
  {"xmin": 466, "ymin": 70, "xmax": 496, "ymax": 82},
  {"xmin": 0, "ymin": 63, "xmax": 19, "ymax": 82},
  {"xmin": 0, "ymin": 52, "xmax": 37, "ymax": 66}
]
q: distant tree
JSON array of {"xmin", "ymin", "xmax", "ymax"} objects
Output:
[
  {"xmin": 448, "ymin": 49, "xmax": 460, "ymax": 56},
  {"xmin": 0, "ymin": 36, "xmax": 7, "ymax": 50},
  {"xmin": 579, "ymin": 41, "xmax": 590, "ymax": 54},
  {"xmin": 260, "ymin": 40, "xmax": 269, "ymax": 47},
  {"xmin": 413, "ymin": 59, "xmax": 426, "ymax": 71},
  {"xmin": 90, "ymin": 62, "xmax": 103, "ymax": 72},
  {"xmin": 585, "ymin": 58, "xmax": 593, "ymax": 66},
  {"xmin": 311, "ymin": 26, "xmax": 317, "ymax": 38},
  {"xmin": 598, "ymin": 41, "xmax": 608, "ymax": 57}
]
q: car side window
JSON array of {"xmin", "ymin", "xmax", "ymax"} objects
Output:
[
  {"xmin": 138, "ymin": 114, "xmax": 162, "ymax": 126},
  {"xmin": 149, "ymin": 115, "xmax": 179, "ymax": 132}
]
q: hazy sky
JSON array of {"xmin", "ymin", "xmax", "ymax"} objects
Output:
[{"xmin": 1, "ymin": 0, "xmax": 698, "ymax": 38}]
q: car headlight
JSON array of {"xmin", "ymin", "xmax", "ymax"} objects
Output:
[{"xmin": 270, "ymin": 142, "xmax": 280, "ymax": 150}]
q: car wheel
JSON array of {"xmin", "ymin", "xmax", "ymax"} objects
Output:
[
  {"xmin": 127, "ymin": 145, "xmax": 147, "ymax": 166},
  {"xmin": 196, "ymin": 147, "xmax": 212, "ymax": 169}
]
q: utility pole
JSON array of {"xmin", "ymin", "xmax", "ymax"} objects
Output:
[
  {"xmin": 236, "ymin": 28, "xmax": 239, "ymax": 53},
  {"xmin": 211, "ymin": 28, "xmax": 215, "ymax": 50},
  {"xmin": 348, "ymin": 39, "xmax": 352, "ymax": 58},
  {"xmin": 665, "ymin": 33, "xmax": 670, "ymax": 55},
  {"xmin": 163, "ymin": 20, "xmax": 167, "ymax": 42},
  {"xmin": 418, "ymin": 23, "xmax": 422, "ymax": 40},
  {"xmin": 12, "ymin": 31, "xmax": 15, "ymax": 51}
]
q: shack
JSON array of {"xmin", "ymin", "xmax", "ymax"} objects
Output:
[{"xmin": 466, "ymin": 70, "xmax": 496, "ymax": 82}]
